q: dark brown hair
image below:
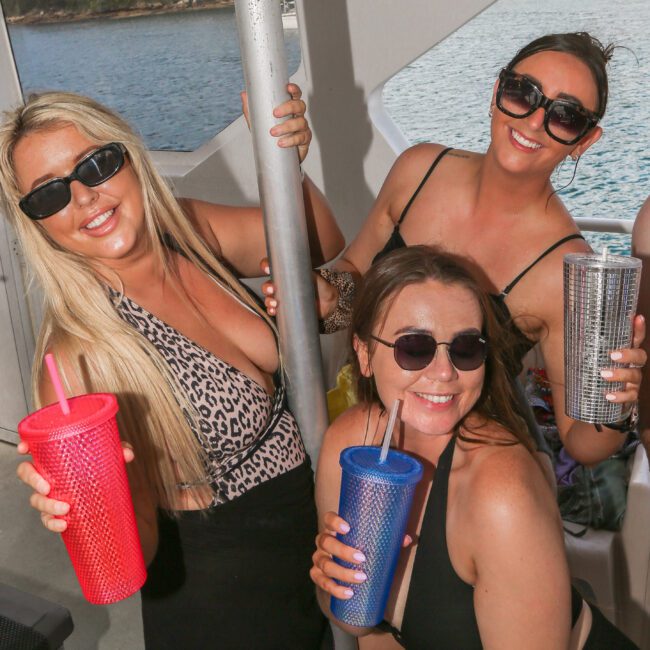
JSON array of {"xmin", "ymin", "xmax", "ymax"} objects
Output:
[
  {"xmin": 506, "ymin": 32, "xmax": 614, "ymax": 119},
  {"xmin": 351, "ymin": 245, "xmax": 535, "ymax": 452}
]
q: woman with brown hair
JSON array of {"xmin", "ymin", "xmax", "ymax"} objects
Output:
[
  {"xmin": 266, "ymin": 32, "xmax": 646, "ymax": 467},
  {"xmin": 312, "ymin": 245, "xmax": 637, "ymax": 649}
]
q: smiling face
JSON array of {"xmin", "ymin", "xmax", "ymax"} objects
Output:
[
  {"xmin": 355, "ymin": 279, "xmax": 485, "ymax": 439},
  {"xmin": 491, "ymin": 50, "xmax": 602, "ymax": 173},
  {"xmin": 12, "ymin": 123, "xmax": 147, "ymax": 266}
]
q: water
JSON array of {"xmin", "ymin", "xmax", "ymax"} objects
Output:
[
  {"xmin": 384, "ymin": 0, "xmax": 650, "ymax": 254},
  {"xmin": 7, "ymin": 0, "xmax": 649, "ymax": 252},
  {"xmin": 7, "ymin": 7, "xmax": 301, "ymax": 152}
]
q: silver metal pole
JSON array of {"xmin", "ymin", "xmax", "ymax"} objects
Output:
[{"xmin": 234, "ymin": 0, "xmax": 328, "ymax": 463}]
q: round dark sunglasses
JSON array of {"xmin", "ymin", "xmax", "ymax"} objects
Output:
[
  {"xmin": 370, "ymin": 332, "xmax": 488, "ymax": 372},
  {"xmin": 19, "ymin": 142, "xmax": 128, "ymax": 220},
  {"xmin": 496, "ymin": 69, "xmax": 600, "ymax": 146}
]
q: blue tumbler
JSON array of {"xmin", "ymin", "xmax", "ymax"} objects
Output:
[{"xmin": 331, "ymin": 446, "xmax": 423, "ymax": 627}]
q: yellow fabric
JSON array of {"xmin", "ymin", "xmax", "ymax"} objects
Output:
[{"xmin": 326, "ymin": 364, "xmax": 358, "ymax": 423}]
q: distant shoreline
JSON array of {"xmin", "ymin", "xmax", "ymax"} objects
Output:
[{"xmin": 6, "ymin": 1, "xmax": 235, "ymax": 26}]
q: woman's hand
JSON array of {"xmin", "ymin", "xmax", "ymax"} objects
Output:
[
  {"xmin": 260, "ymin": 258, "xmax": 339, "ymax": 319},
  {"xmin": 310, "ymin": 511, "xmax": 368, "ymax": 600},
  {"xmin": 16, "ymin": 440, "xmax": 135, "ymax": 534},
  {"xmin": 241, "ymin": 82, "xmax": 312, "ymax": 163},
  {"xmin": 601, "ymin": 314, "xmax": 647, "ymax": 407}
]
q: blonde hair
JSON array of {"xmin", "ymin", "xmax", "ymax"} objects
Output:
[{"xmin": 0, "ymin": 91, "xmax": 276, "ymax": 508}]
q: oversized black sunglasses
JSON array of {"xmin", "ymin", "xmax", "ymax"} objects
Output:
[
  {"xmin": 496, "ymin": 69, "xmax": 600, "ymax": 146},
  {"xmin": 370, "ymin": 332, "xmax": 488, "ymax": 372},
  {"xmin": 19, "ymin": 142, "xmax": 128, "ymax": 220}
]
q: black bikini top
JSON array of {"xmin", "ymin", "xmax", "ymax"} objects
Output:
[{"xmin": 369, "ymin": 149, "xmax": 584, "ymax": 378}]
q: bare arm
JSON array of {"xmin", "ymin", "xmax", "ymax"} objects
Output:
[
  {"xmin": 179, "ymin": 172, "xmax": 342, "ymax": 278},
  {"xmin": 297, "ymin": 143, "xmax": 449, "ymax": 319},
  {"xmin": 633, "ymin": 197, "xmax": 650, "ymax": 458},
  {"xmin": 470, "ymin": 451, "xmax": 571, "ymax": 649},
  {"xmin": 179, "ymin": 84, "xmax": 343, "ymax": 278}
]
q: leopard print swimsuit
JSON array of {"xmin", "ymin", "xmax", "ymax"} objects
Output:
[{"xmin": 109, "ymin": 287, "xmax": 307, "ymax": 506}]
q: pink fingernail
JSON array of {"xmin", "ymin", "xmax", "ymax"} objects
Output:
[
  {"xmin": 611, "ymin": 352, "xmax": 623, "ymax": 361},
  {"xmin": 605, "ymin": 393, "xmax": 616, "ymax": 401},
  {"xmin": 354, "ymin": 572, "xmax": 367, "ymax": 582},
  {"xmin": 339, "ymin": 522, "xmax": 350, "ymax": 533},
  {"xmin": 600, "ymin": 370, "xmax": 614, "ymax": 379},
  {"xmin": 353, "ymin": 552, "xmax": 366, "ymax": 562},
  {"xmin": 343, "ymin": 589, "xmax": 354, "ymax": 598}
]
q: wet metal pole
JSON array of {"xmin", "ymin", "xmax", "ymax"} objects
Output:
[{"xmin": 234, "ymin": 0, "xmax": 328, "ymax": 462}]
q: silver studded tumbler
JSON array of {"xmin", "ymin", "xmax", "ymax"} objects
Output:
[
  {"xmin": 330, "ymin": 446, "xmax": 423, "ymax": 627},
  {"xmin": 564, "ymin": 252, "xmax": 641, "ymax": 424}
]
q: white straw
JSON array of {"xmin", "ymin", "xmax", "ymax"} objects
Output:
[{"xmin": 379, "ymin": 399, "xmax": 400, "ymax": 463}]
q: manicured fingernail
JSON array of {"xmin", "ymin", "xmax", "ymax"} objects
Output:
[
  {"xmin": 611, "ymin": 352, "xmax": 623, "ymax": 361},
  {"xmin": 54, "ymin": 502, "xmax": 69, "ymax": 515},
  {"xmin": 264, "ymin": 266, "xmax": 270, "ymax": 274},
  {"xmin": 36, "ymin": 479, "xmax": 49, "ymax": 493},
  {"xmin": 270, "ymin": 300, "xmax": 277, "ymax": 308},
  {"xmin": 600, "ymin": 370, "xmax": 614, "ymax": 378},
  {"xmin": 353, "ymin": 552, "xmax": 366, "ymax": 562},
  {"xmin": 354, "ymin": 572, "xmax": 367, "ymax": 582},
  {"xmin": 605, "ymin": 393, "xmax": 617, "ymax": 401},
  {"xmin": 343, "ymin": 589, "xmax": 354, "ymax": 598},
  {"xmin": 339, "ymin": 522, "xmax": 350, "ymax": 533}
]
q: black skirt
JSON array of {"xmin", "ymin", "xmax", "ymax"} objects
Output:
[{"xmin": 141, "ymin": 461, "xmax": 327, "ymax": 649}]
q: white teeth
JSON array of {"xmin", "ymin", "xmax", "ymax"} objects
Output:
[
  {"xmin": 416, "ymin": 393, "xmax": 453, "ymax": 404},
  {"xmin": 85, "ymin": 209, "xmax": 114, "ymax": 230},
  {"xmin": 511, "ymin": 129, "xmax": 541, "ymax": 150}
]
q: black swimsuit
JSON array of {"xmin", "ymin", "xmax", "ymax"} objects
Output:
[
  {"xmin": 372, "ymin": 148, "xmax": 586, "ymax": 453},
  {"xmin": 379, "ymin": 436, "xmax": 637, "ymax": 649}
]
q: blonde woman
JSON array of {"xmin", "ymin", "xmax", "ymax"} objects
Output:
[{"xmin": 4, "ymin": 88, "xmax": 343, "ymax": 648}]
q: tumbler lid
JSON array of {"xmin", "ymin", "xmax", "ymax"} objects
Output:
[
  {"xmin": 18, "ymin": 393, "xmax": 119, "ymax": 442},
  {"xmin": 340, "ymin": 446, "xmax": 423, "ymax": 485},
  {"xmin": 564, "ymin": 252, "xmax": 641, "ymax": 270}
]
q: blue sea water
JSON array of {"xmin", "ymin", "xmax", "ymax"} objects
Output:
[{"xmin": 7, "ymin": 0, "xmax": 649, "ymax": 253}]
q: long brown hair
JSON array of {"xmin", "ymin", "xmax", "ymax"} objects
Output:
[{"xmin": 351, "ymin": 245, "xmax": 535, "ymax": 453}]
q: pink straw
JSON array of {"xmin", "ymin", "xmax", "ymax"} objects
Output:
[{"xmin": 45, "ymin": 353, "xmax": 70, "ymax": 415}]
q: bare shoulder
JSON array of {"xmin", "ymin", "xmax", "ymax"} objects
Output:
[
  {"xmin": 462, "ymin": 432, "xmax": 556, "ymax": 528},
  {"xmin": 392, "ymin": 142, "xmax": 476, "ymax": 173},
  {"xmin": 177, "ymin": 197, "xmax": 226, "ymax": 251}
]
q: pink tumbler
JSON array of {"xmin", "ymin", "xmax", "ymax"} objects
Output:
[{"xmin": 18, "ymin": 393, "xmax": 146, "ymax": 605}]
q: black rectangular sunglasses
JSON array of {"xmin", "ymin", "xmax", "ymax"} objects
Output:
[
  {"xmin": 496, "ymin": 69, "xmax": 599, "ymax": 146},
  {"xmin": 370, "ymin": 332, "xmax": 488, "ymax": 372},
  {"xmin": 19, "ymin": 142, "xmax": 128, "ymax": 220}
]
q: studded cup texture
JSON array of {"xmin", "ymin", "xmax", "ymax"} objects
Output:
[
  {"xmin": 331, "ymin": 446, "xmax": 423, "ymax": 627},
  {"xmin": 564, "ymin": 254, "xmax": 641, "ymax": 424},
  {"xmin": 18, "ymin": 394, "xmax": 146, "ymax": 605}
]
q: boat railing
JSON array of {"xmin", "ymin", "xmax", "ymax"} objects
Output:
[{"xmin": 575, "ymin": 217, "xmax": 634, "ymax": 235}]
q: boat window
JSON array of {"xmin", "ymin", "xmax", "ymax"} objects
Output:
[
  {"xmin": 2, "ymin": 3, "xmax": 301, "ymax": 152},
  {"xmin": 382, "ymin": 0, "xmax": 646, "ymax": 254}
]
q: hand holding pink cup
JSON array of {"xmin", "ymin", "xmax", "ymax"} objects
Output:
[{"xmin": 18, "ymin": 355, "xmax": 146, "ymax": 604}]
